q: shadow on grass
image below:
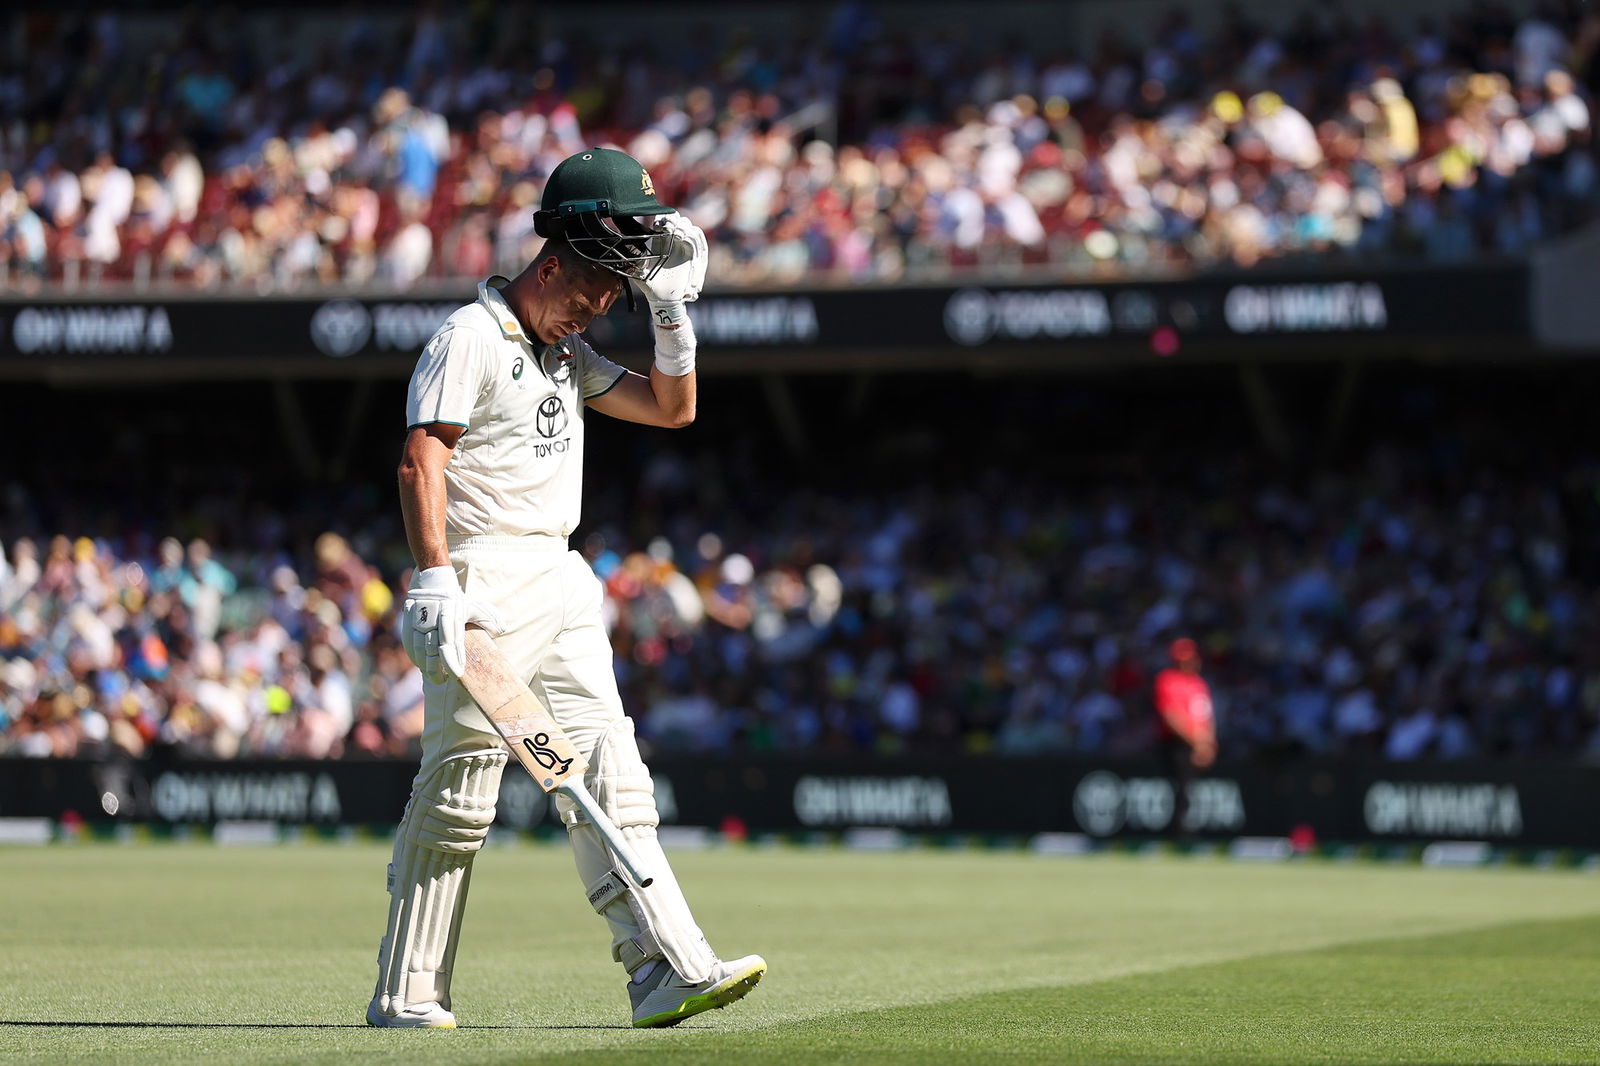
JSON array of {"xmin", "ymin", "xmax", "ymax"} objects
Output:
[{"xmin": 0, "ymin": 1020, "xmax": 629, "ymax": 1031}]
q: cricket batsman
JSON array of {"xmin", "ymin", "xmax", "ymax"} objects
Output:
[{"xmin": 368, "ymin": 148, "xmax": 766, "ymax": 1029}]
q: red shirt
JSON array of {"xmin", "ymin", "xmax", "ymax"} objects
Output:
[{"xmin": 1154, "ymin": 668, "xmax": 1213, "ymax": 739}]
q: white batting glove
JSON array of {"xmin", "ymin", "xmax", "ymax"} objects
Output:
[
  {"xmin": 636, "ymin": 213, "xmax": 708, "ymax": 327},
  {"xmin": 399, "ymin": 566, "xmax": 505, "ymax": 682}
]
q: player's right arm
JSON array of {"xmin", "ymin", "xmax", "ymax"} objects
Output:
[
  {"xmin": 397, "ymin": 322, "xmax": 502, "ymax": 680},
  {"xmin": 399, "ymin": 320, "xmax": 491, "ymax": 570},
  {"xmin": 398, "ymin": 423, "xmax": 465, "ymax": 571}
]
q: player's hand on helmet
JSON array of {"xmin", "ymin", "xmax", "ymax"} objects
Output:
[
  {"xmin": 637, "ymin": 213, "xmax": 708, "ymax": 318},
  {"xmin": 399, "ymin": 566, "xmax": 505, "ymax": 682}
]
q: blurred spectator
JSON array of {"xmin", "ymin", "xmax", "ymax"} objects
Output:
[
  {"xmin": 1, "ymin": 2, "xmax": 1596, "ymax": 290},
  {"xmin": 0, "ymin": 526, "xmax": 424, "ymax": 762},
  {"xmin": 312, "ymin": 532, "xmax": 369, "ymax": 617},
  {"xmin": 5, "ymin": 423, "xmax": 1600, "ymax": 765}
]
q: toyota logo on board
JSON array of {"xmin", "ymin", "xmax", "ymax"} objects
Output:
[
  {"xmin": 310, "ymin": 300, "xmax": 372, "ymax": 357},
  {"xmin": 944, "ymin": 286, "xmax": 1113, "ymax": 346},
  {"xmin": 1073, "ymin": 771, "xmax": 1127, "ymax": 836},
  {"xmin": 944, "ymin": 288, "xmax": 996, "ymax": 346}
]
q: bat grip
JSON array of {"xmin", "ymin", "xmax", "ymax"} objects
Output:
[{"xmin": 557, "ymin": 779, "xmax": 655, "ymax": 888}]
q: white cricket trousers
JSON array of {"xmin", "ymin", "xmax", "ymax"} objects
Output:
[
  {"xmin": 416, "ymin": 534, "xmax": 624, "ymax": 782},
  {"xmin": 386, "ymin": 532, "xmax": 723, "ymax": 1003}
]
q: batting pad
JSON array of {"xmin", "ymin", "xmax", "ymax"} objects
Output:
[
  {"xmin": 562, "ymin": 718, "xmax": 718, "ymax": 984},
  {"xmin": 373, "ymin": 749, "xmax": 506, "ymax": 1015}
]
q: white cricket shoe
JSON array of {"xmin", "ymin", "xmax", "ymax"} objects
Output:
[
  {"xmin": 366, "ymin": 996, "xmax": 457, "ymax": 1029},
  {"xmin": 629, "ymin": 954, "xmax": 766, "ymax": 1028}
]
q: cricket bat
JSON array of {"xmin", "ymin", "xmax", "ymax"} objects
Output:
[{"xmin": 460, "ymin": 627, "xmax": 654, "ymax": 887}]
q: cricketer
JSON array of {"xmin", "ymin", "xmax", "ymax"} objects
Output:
[{"xmin": 368, "ymin": 147, "xmax": 766, "ymax": 1030}]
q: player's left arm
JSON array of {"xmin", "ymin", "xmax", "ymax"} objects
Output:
[
  {"xmin": 587, "ymin": 365, "xmax": 695, "ymax": 428},
  {"xmin": 587, "ymin": 212, "xmax": 705, "ymax": 429}
]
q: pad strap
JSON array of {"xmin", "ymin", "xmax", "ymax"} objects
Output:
[
  {"xmin": 616, "ymin": 929, "xmax": 664, "ymax": 974},
  {"xmin": 583, "ymin": 870, "xmax": 665, "ymax": 974},
  {"xmin": 585, "ymin": 870, "xmax": 629, "ymax": 913}
]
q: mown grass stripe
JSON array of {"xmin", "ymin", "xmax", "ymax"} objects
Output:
[{"xmin": 1, "ymin": 849, "xmax": 1596, "ymax": 1066}]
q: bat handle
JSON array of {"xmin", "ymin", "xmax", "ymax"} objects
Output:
[{"xmin": 556, "ymin": 779, "xmax": 655, "ymax": 888}]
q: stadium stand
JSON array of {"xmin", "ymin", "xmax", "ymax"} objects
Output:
[
  {"xmin": 3, "ymin": 1, "xmax": 1600, "ymax": 770},
  {"xmin": 5, "ymin": 367, "xmax": 1600, "ymax": 763},
  {"xmin": 0, "ymin": 1, "xmax": 1596, "ymax": 289}
]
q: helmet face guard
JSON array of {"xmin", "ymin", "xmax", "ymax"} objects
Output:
[{"xmin": 535, "ymin": 200, "xmax": 671, "ymax": 282}]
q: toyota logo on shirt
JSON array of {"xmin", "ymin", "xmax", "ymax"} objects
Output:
[{"xmin": 536, "ymin": 396, "xmax": 568, "ymax": 438}]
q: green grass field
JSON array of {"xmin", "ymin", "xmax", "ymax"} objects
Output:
[{"xmin": 2, "ymin": 842, "xmax": 1597, "ymax": 1065}]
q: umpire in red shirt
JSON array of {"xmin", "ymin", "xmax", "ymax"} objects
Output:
[{"xmin": 1153, "ymin": 638, "xmax": 1216, "ymax": 834}]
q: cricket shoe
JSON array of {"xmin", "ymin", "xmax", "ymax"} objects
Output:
[
  {"xmin": 629, "ymin": 954, "xmax": 767, "ymax": 1028},
  {"xmin": 365, "ymin": 996, "xmax": 457, "ymax": 1029}
]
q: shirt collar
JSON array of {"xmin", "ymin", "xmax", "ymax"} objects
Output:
[
  {"xmin": 477, "ymin": 275, "xmax": 571, "ymax": 360},
  {"xmin": 477, "ymin": 275, "xmax": 528, "ymax": 343}
]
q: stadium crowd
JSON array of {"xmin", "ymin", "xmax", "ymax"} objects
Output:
[
  {"xmin": 1, "ymin": 2, "xmax": 1598, "ymax": 289},
  {"xmin": 4, "ymin": 442, "xmax": 1599, "ymax": 764}
]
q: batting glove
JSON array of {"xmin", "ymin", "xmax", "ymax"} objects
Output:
[
  {"xmin": 636, "ymin": 213, "xmax": 708, "ymax": 328},
  {"xmin": 399, "ymin": 566, "xmax": 505, "ymax": 682}
]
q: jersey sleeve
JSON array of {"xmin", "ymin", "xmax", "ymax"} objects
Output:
[
  {"xmin": 1153, "ymin": 671, "xmax": 1179, "ymax": 714},
  {"xmin": 1154, "ymin": 671, "xmax": 1189, "ymax": 730},
  {"xmin": 405, "ymin": 322, "xmax": 493, "ymax": 429},
  {"xmin": 570, "ymin": 333, "xmax": 628, "ymax": 401}
]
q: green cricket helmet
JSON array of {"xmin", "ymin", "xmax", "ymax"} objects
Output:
[{"xmin": 533, "ymin": 148, "xmax": 675, "ymax": 282}]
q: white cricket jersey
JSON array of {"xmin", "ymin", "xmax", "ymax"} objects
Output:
[{"xmin": 405, "ymin": 276, "xmax": 627, "ymax": 539}]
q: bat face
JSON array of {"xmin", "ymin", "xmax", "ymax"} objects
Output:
[
  {"xmin": 458, "ymin": 627, "xmax": 653, "ymax": 885},
  {"xmin": 460, "ymin": 628, "xmax": 588, "ymax": 791},
  {"xmin": 458, "ymin": 627, "xmax": 655, "ymax": 887}
]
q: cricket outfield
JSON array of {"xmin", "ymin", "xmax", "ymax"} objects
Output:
[{"xmin": 2, "ymin": 842, "xmax": 1596, "ymax": 1065}]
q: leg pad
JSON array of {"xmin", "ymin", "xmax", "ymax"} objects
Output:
[
  {"xmin": 373, "ymin": 749, "xmax": 507, "ymax": 1015},
  {"xmin": 564, "ymin": 719, "xmax": 718, "ymax": 984}
]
